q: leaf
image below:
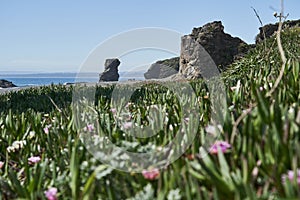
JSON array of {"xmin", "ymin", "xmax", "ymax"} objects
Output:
[
  {"xmin": 292, "ymin": 59, "xmax": 299, "ymax": 81},
  {"xmin": 255, "ymin": 88, "xmax": 270, "ymax": 124},
  {"xmin": 217, "ymin": 147, "xmax": 234, "ymax": 190},
  {"xmin": 70, "ymin": 142, "xmax": 80, "ymax": 200},
  {"xmin": 188, "ymin": 168, "xmax": 205, "ymax": 181},
  {"xmin": 8, "ymin": 169, "xmax": 28, "ymax": 198},
  {"xmin": 82, "ymin": 165, "xmax": 109, "ymax": 200},
  {"xmin": 126, "ymin": 184, "xmax": 154, "ymax": 200}
]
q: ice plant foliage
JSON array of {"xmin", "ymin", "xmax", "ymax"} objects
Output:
[
  {"xmin": 142, "ymin": 168, "xmax": 160, "ymax": 180},
  {"xmin": 28, "ymin": 156, "xmax": 41, "ymax": 164},
  {"xmin": 209, "ymin": 141, "xmax": 231, "ymax": 154},
  {"xmin": 44, "ymin": 187, "xmax": 58, "ymax": 200},
  {"xmin": 281, "ymin": 169, "xmax": 300, "ymax": 186},
  {"xmin": 1, "ymin": 28, "xmax": 300, "ymax": 199}
]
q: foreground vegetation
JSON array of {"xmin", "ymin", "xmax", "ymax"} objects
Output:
[{"xmin": 0, "ymin": 27, "xmax": 300, "ymax": 199}]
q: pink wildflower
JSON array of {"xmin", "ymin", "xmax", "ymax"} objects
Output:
[
  {"xmin": 43, "ymin": 125, "xmax": 52, "ymax": 134},
  {"xmin": 123, "ymin": 122, "xmax": 133, "ymax": 129},
  {"xmin": 110, "ymin": 108, "xmax": 117, "ymax": 114},
  {"xmin": 209, "ymin": 141, "xmax": 231, "ymax": 154},
  {"xmin": 0, "ymin": 161, "xmax": 4, "ymax": 169},
  {"xmin": 125, "ymin": 102, "xmax": 133, "ymax": 108},
  {"xmin": 44, "ymin": 187, "xmax": 58, "ymax": 200},
  {"xmin": 259, "ymin": 86, "xmax": 264, "ymax": 91},
  {"xmin": 84, "ymin": 124, "xmax": 94, "ymax": 132},
  {"xmin": 28, "ymin": 156, "xmax": 41, "ymax": 164},
  {"xmin": 142, "ymin": 168, "xmax": 160, "ymax": 180},
  {"xmin": 44, "ymin": 127, "xmax": 49, "ymax": 134},
  {"xmin": 282, "ymin": 169, "xmax": 300, "ymax": 186}
]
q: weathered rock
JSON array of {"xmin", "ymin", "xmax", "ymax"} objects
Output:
[
  {"xmin": 144, "ymin": 57, "xmax": 179, "ymax": 79},
  {"xmin": 179, "ymin": 21, "xmax": 249, "ymax": 79},
  {"xmin": 256, "ymin": 19, "xmax": 300, "ymax": 44},
  {"xmin": 0, "ymin": 79, "xmax": 17, "ymax": 88},
  {"xmin": 99, "ymin": 58, "xmax": 120, "ymax": 82}
]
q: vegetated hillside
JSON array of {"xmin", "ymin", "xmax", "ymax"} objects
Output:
[
  {"xmin": 224, "ymin": 27, "xmax": 300, "ymax": 84},
  {"xmin": 0, "ymin": 27, "xmax": 299, "ymax": 199},
  {"xmin": 155, "ymin": 57, "xmax": 180, "ymax": 71},
  {"xmin": 220, "ymin": 27, "xmax": 300, "ymax": 125}
]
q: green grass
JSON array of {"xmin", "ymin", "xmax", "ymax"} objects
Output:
[{"xmin": 0, "ymin": 28, "xmax": 300, "ymax": 199}]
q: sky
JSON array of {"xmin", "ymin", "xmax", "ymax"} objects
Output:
[{"xmin": 0, "ymin": 0, "xmax": 299, "ymax": 73}]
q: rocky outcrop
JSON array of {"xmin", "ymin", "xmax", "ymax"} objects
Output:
[
  {"xmin": 0, "ymin": 79, "xmax": 17, "ymax": 88},
  {"xmin": 256, "ymin": 19, "xmax": 300, "ymax": 43},
  {"xmin": 144, "ymin": 57, "xmax": 179, "ymax": 79},
  {"xmin": 179, "ymin": 21, "xmax": 249, "ymax": 79},
  {"xmin": 99, "ymin": 58, "xmax": 120, "ymax": 82}
]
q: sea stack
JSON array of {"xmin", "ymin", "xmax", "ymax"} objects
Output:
[{"xmin": 99, "ymin": 58, "xmax": 120, "ymax": 82}]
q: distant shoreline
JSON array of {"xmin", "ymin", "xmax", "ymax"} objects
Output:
[
  {"xmin": 0, "ymin": 78, "xmax": 173, "ymax": 94},
  {"xmin": 0, "ymin": 72, "xmax": 145, "ymax": 88}
]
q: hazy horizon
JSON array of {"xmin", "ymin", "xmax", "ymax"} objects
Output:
[{"xmin": 0, "ymin": 69, "xmax": 146, "ymax": 75}]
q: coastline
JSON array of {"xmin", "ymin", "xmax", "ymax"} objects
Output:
[{"xmin": 0, "ymin": 78, "xmax": 174, "ymax": 95}]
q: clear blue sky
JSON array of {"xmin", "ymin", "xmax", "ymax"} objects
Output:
[{"xmin": 0, "ymin": 0, "xmax": 299, "ymax": 73}]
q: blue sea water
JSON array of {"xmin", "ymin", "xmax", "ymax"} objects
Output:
[
  {"xmin": 3, "ymin": 77, "xmax": 96, "ymax": 87},
  {"xmin": 0, "ymin": 72, "xmax": 145, "ymax": 87}
]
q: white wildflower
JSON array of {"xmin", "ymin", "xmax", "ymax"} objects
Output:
[
  {"xmin": 28, "ymin": 131, "xmax": 36, "ymax": 139},
  {"xmin": 7, "ymin": 140, "xmax": 27, "ymax": 153}
]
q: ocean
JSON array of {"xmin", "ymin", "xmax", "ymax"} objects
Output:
[{"xmin": 0, "ymin": 72, "xmax": 145, "ymax": 87}]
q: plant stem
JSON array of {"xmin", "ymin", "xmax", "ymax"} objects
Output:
[{"xmin": 266, "ymin": 0, "xmax": 287, "ymax": 97}]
